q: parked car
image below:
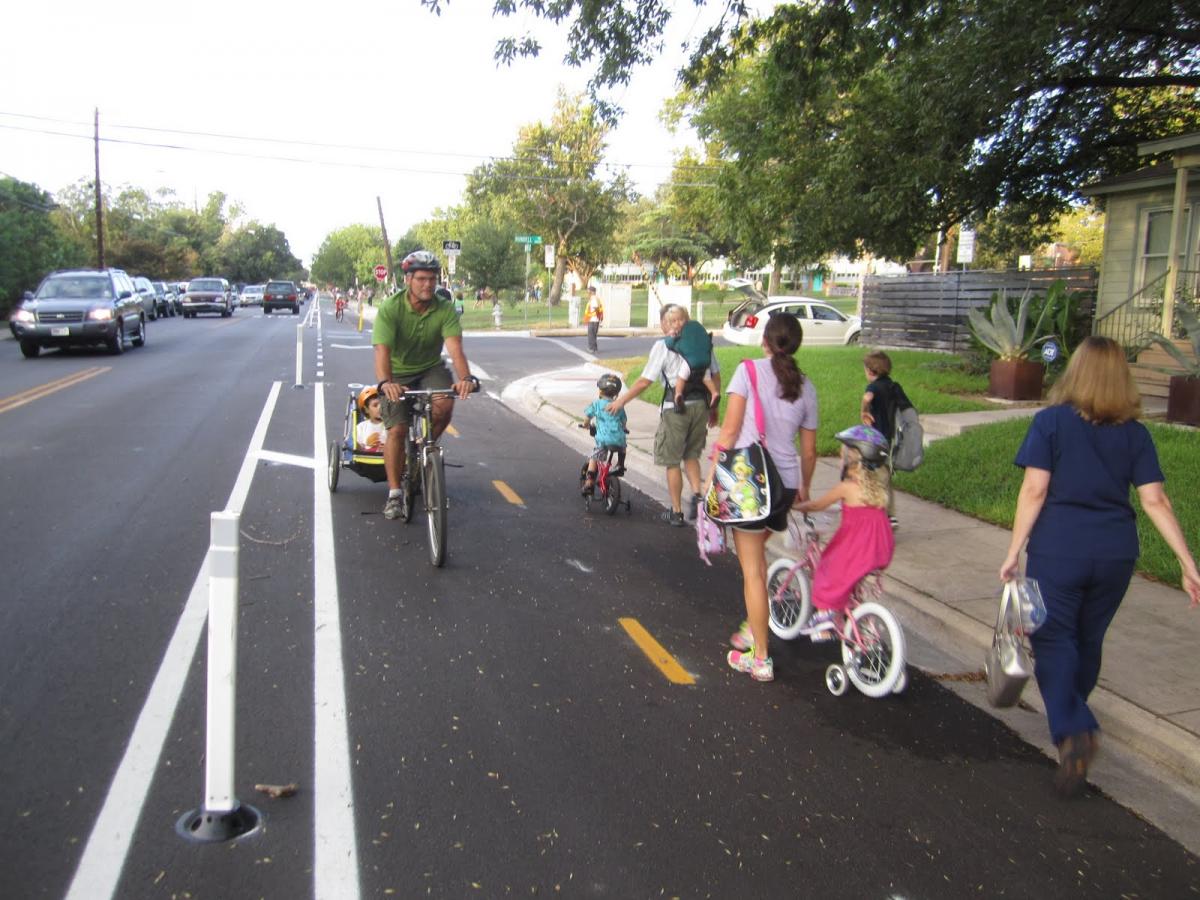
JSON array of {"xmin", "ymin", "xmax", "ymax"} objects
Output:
[
  {"xmin": 182, "ymin": 277, "xmax": 233, "ymax": 317},
  {"xmin": 263, "ymin": 280, "xmax": 300, "ymax": 314},
  {"xmin": 9, "ymin": 268, "xmax": 147, "ymax": 357},
  {"xmin": 721, "ymin": 282, "xmax": 862, "ymax": 346},
  {"xmin": 151, "ymin": 281, "xmax": 178, "ymax": 317},
  {"xmin": 131, "ymin": 276, "xmax": 160, "ymax": 321},
  {"xmin": 240, "ymin": 284, "xmax": 265, "ymax": 307}
]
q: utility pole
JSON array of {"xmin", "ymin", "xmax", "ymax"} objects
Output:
[
  {"xmin": 376, "ymin": 196, "xmax": 394, "ymax": 286},
  {"xmin": 94, "ymin": 108, "xmax": 104, "ymax": 268}
]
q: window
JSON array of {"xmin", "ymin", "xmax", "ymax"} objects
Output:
[
  {"xmin": 811, "ymin": 305, "xmax": 845, "ymax": 322},
  {"xmin": 1139, "ymin": 206, "xmax": 1193, "ymax": 295}
]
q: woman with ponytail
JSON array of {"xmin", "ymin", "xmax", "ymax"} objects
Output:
[{"xmin": 708, "ymin": 313, "xmax": 818, "ymax": 682}]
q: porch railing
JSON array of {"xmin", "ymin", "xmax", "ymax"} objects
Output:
[{"xmin": 1093, "ymin": 269, "xmax": 1200, "ymax": 359}]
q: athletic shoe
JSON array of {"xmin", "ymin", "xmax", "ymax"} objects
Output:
[
  {"xmin": 687, "ymin": 492, "xmax": 703, "ymax": 521},
  {"xmin": 581, "ymin": 479, "xmax": 595, "ymax": 497},
  {"xmin": 729, "ymin": 620, "xmax": 754, "ymax": 652},
  {"xmin": 383, "ymin": 494, "xmax": 406, "ymax": 520},
  {"xmin": 660, "ymin": 510, "xmax": 686, "ymax": 527},
  {"xmin": 800, "ymin": 609, "xmax": 838, "ymax": 642},
  {"xmin": 889, "ymin": 515, "xmax": 900, "ymax": 531},
  {"xmin": 727, "ymin": 649, "xmax": 774, "ymax": 682}
]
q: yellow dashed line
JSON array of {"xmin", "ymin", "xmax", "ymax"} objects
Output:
[
  {"xmin": 0, "ymin": 366, "xmax": 110, "ymax": 415},
  {"xmin": 492, "ymin": 480, "xmax": 524, "ymax": 506},
  {"xmin": 618, "ymin": 618, "xmax": 696, "ymax": 685}
]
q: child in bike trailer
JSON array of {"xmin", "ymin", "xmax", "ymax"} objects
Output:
[
  {"xmin": 581, "ymin": 373, "xmax": 628, "ymax": 496},
  {"xmin": 795, "ymin": 425, "xmax": 896, "ymax": 641},
  {"xmin": 355, "ymin": 386, "xmax": 387, "ymax": 452}
]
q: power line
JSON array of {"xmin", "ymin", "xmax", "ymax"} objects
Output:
[{"xmin": 0, "ymin": 110, "xmax": 725, "ymax": 176}]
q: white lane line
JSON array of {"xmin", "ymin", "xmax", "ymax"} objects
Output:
[
  {"xmin": 259, "ymin": 449, "xmax": 316, "ymax": 469},
  {"xmin": 312, "ymin": 381, "xmax": 361, "ymax": 900},
  {"xmin": 471, "ymin": 362, "xmax": 492, "ymax": 381},
  {"xmin": 542, "ymin": 337, "xmax": 596, "ymax": 362},
  {"xmin": 65, "ymin": 382, "xmax": 283, "ymax": 900}
]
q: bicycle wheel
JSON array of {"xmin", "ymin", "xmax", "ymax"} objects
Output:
[
  {"xmin": 841, "ymin": 602, "xmax": 906, "ymax": 698},
  {"xmin": 604, "ymin": 475, "xmax": 622, "ymax": 515},
  {"xmin": 767, "ymin": 557, "xmax": 811, "ymax": 640},
  {"xmin": 423, "ymin": 446, "xmax": 447, "ymax": 567},
  {"xmin": 327, "ymin": 441, "xmax": 340, "ymax": 492},
  {"xmin": 402, "ymin": 438, "xmax": 417, "ymax": 523}
]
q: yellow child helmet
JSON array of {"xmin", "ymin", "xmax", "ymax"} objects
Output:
[{"xmin": 357, "ymin": 386, "xmax": 380, "ymax": 413}]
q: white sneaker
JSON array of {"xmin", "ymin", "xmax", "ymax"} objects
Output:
[{"xmin": 383, "ymin": 494, "xmax": 406, "ymax": 520}]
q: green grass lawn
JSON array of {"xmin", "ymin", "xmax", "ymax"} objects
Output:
[
  {"xmin": 625, "ymin": 345, "xmax": 991, "ymax": 455},
  {"xmin": 898, "ymin": 418, "xmax": 1199, "ymax": 586}
]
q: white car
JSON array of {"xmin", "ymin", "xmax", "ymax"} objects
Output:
[
  {"xmin": 721, "ymin": 283, "xmax": 861, "ymax": 346},
  {"xmin": 240, "ymin": 285, "xmax": 265, "ymax": 307}
]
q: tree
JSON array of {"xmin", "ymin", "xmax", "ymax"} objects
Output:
[
  {"xmin": 457, "ymin": 218, "xmax": 526, "ymax": 301},
  {"xmin": 215, "ymin": 222, "xmax": 305, "ymax": 284},
  {"xmin": 465, "ymin": 90, "xmax": 632, "ymax": 304},
  {"xmin": 0, "ymin": 177, "xmax": 86, "ymax": 314},
  {"xmin": 311, "ymin": 224, "xmax": 385, "ymax": 288}
]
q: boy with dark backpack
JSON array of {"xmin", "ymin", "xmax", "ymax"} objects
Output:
[{"xmin": 860, "ymin": 351, "xmax": 923, "ymax": 529}]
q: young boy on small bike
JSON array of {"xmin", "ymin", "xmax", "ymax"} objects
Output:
[
  {"xmin": 795, "ymin": 425, "xmax": 896, "ymax": 640},
  {"xmin": 581, "ymin": 374, "xmax": 628, "ymax": 496}
]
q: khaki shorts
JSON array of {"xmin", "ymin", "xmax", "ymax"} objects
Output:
[
  {"xmin": 653, "ymin": 400, "xmax": 709, "ymax": 466},
  {"xmin": 379, "ymin": 363, "xmax": 454, "ymax": 429}
]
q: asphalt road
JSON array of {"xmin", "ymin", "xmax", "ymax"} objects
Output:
[{"xmin": 0, "ymin": 303, "xmax": 1196, "ymax": 898}]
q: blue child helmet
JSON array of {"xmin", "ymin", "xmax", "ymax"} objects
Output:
[{"xmin": 835, "ymin": 424, "xmax": 889, "ymax": 466}]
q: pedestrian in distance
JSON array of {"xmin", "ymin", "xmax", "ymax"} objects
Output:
[
  {"xmin": 606, "ymin": 304, "xmax": 722, "ymax": 526},
  {"xmin": 584, "ymin": 285, "xmax": 604, "ymax": 353},
  {"xmin": 998, "ymin": 336, "xmax": 1200, "ymax": 798},
  {"xmin": 580, "ymin": 374, "xmax": 628, "ymax": 495},
  {"xmin": 707, "ymin": 313, "xmax": 817, "ymax": 682},
  {"xmin": 794, "ymin": 425, "xmax": 895, "ymax": 639},
  {"xmin": 860, "ymin": 350, "xmax": 912, "ymax": 529},
  {"xmin": 373, "ymin": 250, "xmax": 479, "ymax": 521}
]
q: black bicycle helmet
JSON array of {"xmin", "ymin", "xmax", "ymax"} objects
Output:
[
  {"xmin": 596, "ymin": 373, "xmax": 621, "ymax": 397},
  {"xmin": 400, "ymin": 250, "xmax": 440, "ymax": 275},
  {"xmin": 434, "ymin": 286, "xmax": 453, "ymax": 303},
  {"xmin": 834, "ymin": 424, "xmax": 889, "ymax": 467}
]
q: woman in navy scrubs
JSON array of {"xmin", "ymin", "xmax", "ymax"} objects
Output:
[{"xmin": 999, "ymin": 336, "xmax": 1200, "ymax": 797}]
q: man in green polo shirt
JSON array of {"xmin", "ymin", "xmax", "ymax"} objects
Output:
[{"xmin": 373, "ymin": 249, "xmax": 477, "ymax": 520}]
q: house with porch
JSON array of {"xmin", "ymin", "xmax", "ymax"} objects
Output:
[{"xmin": 1082, "ymin": 130, "xmax": 1200, "ymax": 403}]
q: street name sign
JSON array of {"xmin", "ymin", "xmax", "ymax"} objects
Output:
[{"xmin": 514, "ymin": 235, "xmax": 543, "ymax": 245}]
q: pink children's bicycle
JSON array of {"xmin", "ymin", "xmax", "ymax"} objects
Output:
[{"xmin": 767, "ymin": 513, "xmax": 908, "ymax": 698}]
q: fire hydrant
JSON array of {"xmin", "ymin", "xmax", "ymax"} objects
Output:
[{"xmin": 492, "ymin": 302, "xmax": 503, "ymax": 329}]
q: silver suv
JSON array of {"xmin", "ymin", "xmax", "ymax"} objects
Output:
[{"xmin": 9, "ymin": 268, "xmax": 147, "ymax": 358}]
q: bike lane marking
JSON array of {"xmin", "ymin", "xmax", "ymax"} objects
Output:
[
  {"xmin": 492, "ymin": 479, "xmax": 525, "ymax": 506},
  {"xmin": 311, "ymin": 381, "xmax": 362, "ymax": 900},
  {"xmin": 0, "ymin": 365, "xmax": 109, "ymax": 415},
  {"xmin": 65, "ymin": 381, "xmax": 283, "ymax": 900},
  {"xmin": 618, "ymin": 618, "xmax": 696, "ymax": 685}
]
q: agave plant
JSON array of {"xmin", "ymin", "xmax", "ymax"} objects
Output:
[
  {"xmin": 967, "ymin": 286, "xmax": 1057, "ymax": 361},
  {"xmin": 1147, "ymin": 302, "xmax": 1200, "ymax": 378}
]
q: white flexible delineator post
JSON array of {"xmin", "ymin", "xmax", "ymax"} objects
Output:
[
  {"xmin": 294, "ymin": 322, "xmax": 305, "ymax": 388},
  {"xmin": 205, "ymin": 511, "xmax": 239, "ymax": 812}
]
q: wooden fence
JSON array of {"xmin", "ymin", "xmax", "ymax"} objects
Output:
[{"xmin": 860, "ymin": 268, "xmax": 1097, "ymax": 352}]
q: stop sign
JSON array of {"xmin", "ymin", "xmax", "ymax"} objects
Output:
[{"xmin": 374, "ymin": 265, "xmax": 388, "ymax": 282}]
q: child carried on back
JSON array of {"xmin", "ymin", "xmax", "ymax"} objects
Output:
[
  {"xmin": 664, "ymin": 318, "xmax": 718, "ymax": 415},
  {"xmin": 580, "ymin": 373, "xmax": 628, "ymax": 495},
  {"xmin": 796, "ymin": 425, "xmax": 896, "ymax": 640}
]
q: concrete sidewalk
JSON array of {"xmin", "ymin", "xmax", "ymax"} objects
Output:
[{"xmin": 501, "ymin": 359, "xmax": 1200, "ymax": 803}]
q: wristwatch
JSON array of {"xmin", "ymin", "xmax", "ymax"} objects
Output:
[{"xmin": 377, "ymin": 380, "xmax": 392, "ymax": 392}]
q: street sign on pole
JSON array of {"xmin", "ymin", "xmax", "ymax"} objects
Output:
[
  {"xmin": 443, "ymin": 240, "xmax": 461, "ymax": 255},
  {"xmin": 373, "ymin": 265, "xmax": 388, "ymax": 282},
  {"xmin": 514, "ymin": 235, "xmax": 543, "ymax": 245},
  {"xmin": 544, "ymin": 244, "xmax": 555, "ymax": 269}
]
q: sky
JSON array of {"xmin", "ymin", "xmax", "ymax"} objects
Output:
[{"xmin": 3, "ymin": 0, "xmax": 744, "ymax": 267}]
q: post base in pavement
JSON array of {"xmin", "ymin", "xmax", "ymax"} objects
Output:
[{"xmin": 176, "ymin": 804, "xmax": 262, "ymax": 843}]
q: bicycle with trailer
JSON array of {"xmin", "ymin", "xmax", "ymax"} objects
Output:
[
  {"xmin": 765, "ymin": 511, "xmax": 908, "ymax": 697},
  {"xmin": 327, "ymin": 381, "xmax": 476, "ymax": 567}
]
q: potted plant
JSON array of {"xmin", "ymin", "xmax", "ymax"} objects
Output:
[
  {"xmin": 967, "ymin": 285, "xmax": 1059, "ymax": 401},
  {"xmin": 1147, "ymin": 303, "xmax": 1200, "ymax": 426}
]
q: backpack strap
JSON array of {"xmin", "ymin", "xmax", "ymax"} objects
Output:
[{"xmin": 743, "ymin": 359, "xmax": 768, "ymax": 442}]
